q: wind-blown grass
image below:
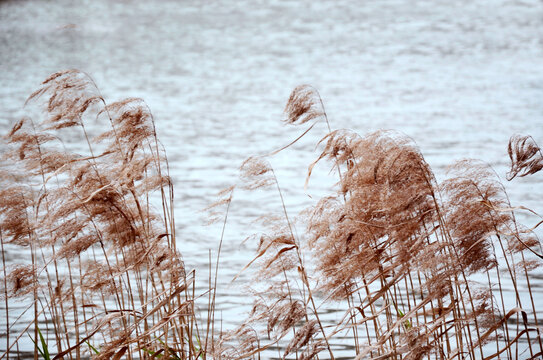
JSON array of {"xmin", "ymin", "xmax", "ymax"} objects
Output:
[
  {"xmin": 214, "ymin": 86, "xmax": 543, "ymax": 359},
  {"xmin": 1, "ymin": 70, "xmax": 205, "ymax": 360},
  {"xmin": 1, "ymin": 75, "xmax": 542, "ymax": 359}
]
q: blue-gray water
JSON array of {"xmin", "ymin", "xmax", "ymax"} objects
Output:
[{"xmin": 1, "ymin": 0, "xmax": 543, "ymax": 358}]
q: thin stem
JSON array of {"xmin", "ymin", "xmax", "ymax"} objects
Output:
[{"xmin": 1, "ymin": 230, "xmax": 9, "ymax": 360}]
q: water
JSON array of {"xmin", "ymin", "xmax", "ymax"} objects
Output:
[{"xmin": 1, "ymin": 0, "xmax": 543, "ymax": 358}]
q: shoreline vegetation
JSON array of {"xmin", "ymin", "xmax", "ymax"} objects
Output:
[{"xmin": 1, "ymin": 70, "xmax": 542, "ymax": 359}]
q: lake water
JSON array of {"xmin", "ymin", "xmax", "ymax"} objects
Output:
[{"xmin": 1, "ymin": 0, "xmax": 543, "ymax": 358}]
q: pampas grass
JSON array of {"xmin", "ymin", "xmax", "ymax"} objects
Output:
[{"xmin": 1, "ymin": 73, "xmax": 542, "ymax": 359}]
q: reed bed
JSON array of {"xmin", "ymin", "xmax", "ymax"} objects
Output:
[
  {"xmin": 1, "ymin": 70, "xmax": 207, "ymax": 359},
  {"xmin": 1, "ymin": 74, "xmax": 542, "ymax": 359},
  {"xmin": 214, "ymin": 86, "xmax": 543, "ymax": 359}
]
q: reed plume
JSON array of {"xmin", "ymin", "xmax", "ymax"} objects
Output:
[{"xmin": 507, "ymin": 135, "xmax": 543, "ymax": 180}]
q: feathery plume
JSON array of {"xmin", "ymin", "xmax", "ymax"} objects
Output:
[
  {"xmin": 284, "ymin": 85, "xmax": 324, "ymax": 125},
  {"xmin": 507, "ymin": 134, "xmax": 543, "ymax": 180},
  {"xmin": 239, "ymin": 156, "xmax": 275, "ymax": 190}
]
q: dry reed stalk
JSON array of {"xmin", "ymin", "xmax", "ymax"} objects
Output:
[{"xmin": 0, "ymin": 229, "xmax": 9, "ymax": 360}]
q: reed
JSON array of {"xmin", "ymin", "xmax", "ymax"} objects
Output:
[
  {"xmin": 1, "ymin": 70, "xmax": 207, "ymax": 359},
  {"xmin": 215, "ymin": 85, "xmax": 543, "ymax": 359},
  {"xmin": 1, "ymin": 74, "xmax": 542, "ymax": 359}
]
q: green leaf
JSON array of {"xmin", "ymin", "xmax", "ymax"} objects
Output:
[
  {"xmin": 142, "ymin": 347, "xmax": 164, "ymax": 358},
  {"xmin": 157, "ymin": 338, "xmax": 181, "ymax": 360},
  {"xmin": 28, "ymin": 326, "xmax": 50, "ymax": 360},
  {"xmin": 396, "ymin": 307, "xmax": 412, "ymax": 329},
  {"xmin": 86, "ymin": 341, "xmax": 100, "ymax": 355},
  {"xmin": 28, "ymin": 332, "xmax": 46, "ymax": 359},
  {"xmin": 38, "ymin": 328, "xmax": 51, "ymax": 360}
]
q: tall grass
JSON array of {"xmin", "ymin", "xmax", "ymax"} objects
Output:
[
  {"xmin": 1, "ymin": 70, "xmax": 208, "ymax": 359},
  {"xmin": 214, "ymin": 86, "xmax": 543, "ymax": 359},
  {"xmin": 1, "ymin": 74, "xmax": 542, "ymax": 359}
]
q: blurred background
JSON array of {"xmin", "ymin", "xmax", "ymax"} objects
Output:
[{"xmin": 1, "ymin": 0, "xmax": 543, "ymax": 357}]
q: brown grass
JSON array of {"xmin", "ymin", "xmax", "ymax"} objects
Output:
[
  {"xmin": 214, "ymin": 86, "xmax": 543, "ymax": 359},
  {"xmin": 1, "ymin": 75, "xmax": 542, "ymax": 360},
  {"xmin": 1, "ymin": 70, "xmax": 204, "ymax": 359}
]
